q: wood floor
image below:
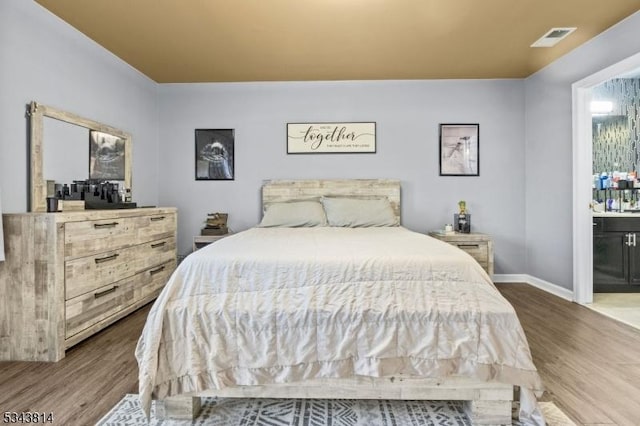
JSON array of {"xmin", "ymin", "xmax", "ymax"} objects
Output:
[{"xmin": 0, "ymin": 283, "xmax": 639, "ymax": 426}]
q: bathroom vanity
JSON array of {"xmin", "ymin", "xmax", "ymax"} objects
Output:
[{"xmin": 593, "ymin": 213, "xmax": 640, "ymax": 292}]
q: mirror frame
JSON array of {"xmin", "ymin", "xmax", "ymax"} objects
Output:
[{"xmin": 28, "ymin": 101, "xmax": 132, "ymax": 212}]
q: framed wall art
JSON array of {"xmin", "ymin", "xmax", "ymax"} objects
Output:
[
  {"xmin": 195, "ymin": 129, "xmax": 235, "ymax": 180},
  {"xmin": 439, "ymin": 123, "xmax": 479, "ymax": 176},
  {"xmin": 89, "ymin": 130, "xmax": 126, "ymax": 180},
  {"xmin": 287, "ymin": 122, "xmax": 376, "ymax": 154}
]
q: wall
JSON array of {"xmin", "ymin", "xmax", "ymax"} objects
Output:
[
  {"xmin": 525, "ymin": 12, "xmax": 640, "ymax": 290},
  {"xmin": 0, "ymin": 0, "xmax": 159, "ymax": 212},
  {"xmin": 158, "ymin": 80, "xmax": 528, "ymax": 271}
]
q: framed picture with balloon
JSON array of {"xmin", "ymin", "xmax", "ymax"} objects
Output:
[
  {"xmin": 195, "ymin": 129, "xmax": 235, "ymax": 180},
  {"xmin": 439, "ymin": 123, "xmax": 479, "ymax": 176}
]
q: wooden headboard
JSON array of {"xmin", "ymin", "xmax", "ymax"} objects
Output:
[{"xmin": 262, "ymin": 179, "xmax": 401, "ymax": 224}]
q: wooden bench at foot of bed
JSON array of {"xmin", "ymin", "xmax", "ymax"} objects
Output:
[{"xmin": 157, "ymin": 376, "xmax": 514, "ymax": 425}]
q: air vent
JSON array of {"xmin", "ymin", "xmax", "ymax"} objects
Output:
[{"xmin": 530, "ymin": 27, "xmax": 577, "ymax": 48}]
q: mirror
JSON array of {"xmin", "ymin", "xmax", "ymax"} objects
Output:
[
  {"xmin": 29, "ymin": 101, "xmax": 132, "ymax": 212},
  {"xmin": 592, "ymin": 114, "xmax": 629, "ymax": 173}
]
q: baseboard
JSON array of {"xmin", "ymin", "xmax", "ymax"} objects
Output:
[{"xmin": 493, "ymin": 274, "xmax": 574, "ymax": 301}]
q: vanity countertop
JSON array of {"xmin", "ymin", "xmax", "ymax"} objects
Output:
[{"xmin": 593, "ymin": 211, "xmax": 640, "ymax": 217}]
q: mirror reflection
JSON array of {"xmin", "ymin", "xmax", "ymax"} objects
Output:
[{"xmin": 42, "ymin": 117, "xmax": 90, "ymax": 185}]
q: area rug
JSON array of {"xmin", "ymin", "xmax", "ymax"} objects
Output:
[{"xmin": 96, "ymin": 394, "xmax": 575, "ymax": 425}]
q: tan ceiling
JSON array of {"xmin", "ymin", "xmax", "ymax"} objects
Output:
[{"xmin": 35, "ymin": 0, "xmax": 640, "ymax": 83}]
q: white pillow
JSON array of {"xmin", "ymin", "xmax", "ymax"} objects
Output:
[
  {"xmin": 258, "ymin": 200, "xmax": 327, "ymax": 227},
  {"xmin": 320, "ymin": 196, "xmax": 399, "ymax": 227}
]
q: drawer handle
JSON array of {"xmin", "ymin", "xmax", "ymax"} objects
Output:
[
  {"xmin": 458, "ymin": 244, "xmax": 480, "ymax": 249},
  {"xmin": 149, "ymin": 266, "xmax": 165, "ymax": 276},
  {"xmin": 151, "ymin": 241, "xmax": 166, "ymax": 249},
  {"xmin": 94, "ymin": 286, "xmax": 118, "ymax": 299},
  {"xmin": 150, "ymin": 216, "xmax": 166, "ymax": 222},
  {"xmin": 94, "ymin": 222, "xmax": 119, "ymax": 229},
  {"xmin": 95, "ymin": 253, "xmax": 119, "ymax": 264}
]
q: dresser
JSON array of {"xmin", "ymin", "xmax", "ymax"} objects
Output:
[
  {"xmin": 428, "ymin": 231, "xmax": 494, "ymax": 277},
  {"xmin": 0, "ymin": 208, "xmax": 177, "ymax": 361}
]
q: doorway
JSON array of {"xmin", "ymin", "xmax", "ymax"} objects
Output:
[{"xmin": 573, "ymin": 51, "xmax": 640, "ymax": 320}]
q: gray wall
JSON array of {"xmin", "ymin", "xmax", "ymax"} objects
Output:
[
  {"xmin": 158, "ymin": 80, "xmax": 527, "ymax": 271},
  {"xmin": 0, "ymin": 0, "xmax": 159, "ymax": 212},
  {"xmin": 8, "ymin": 0, "xmax": 640, "ymax": 287},
  {"xmin": 524, "ymin": 12, "xmax": 640, "ymax": 290}
]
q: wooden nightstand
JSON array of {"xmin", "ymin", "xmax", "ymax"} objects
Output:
[
  {"xmin": 192, "ymin": 233, "xmax": 232, "ymax": 251},
  {"xmin": 428, "ymin": 231, "xmax": 494, "ymax": 277}
]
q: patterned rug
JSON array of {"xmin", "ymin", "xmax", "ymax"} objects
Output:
[{"xmin": 96, "ymin": 394, "xmax": 575, "ymax": 425}]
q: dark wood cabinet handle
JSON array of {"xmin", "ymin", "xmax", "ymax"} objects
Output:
[
  {"xmin": 150, "ymin": 216, "xmax": 166, "ymax": 221},
  {"xmin": 94, "ymin": 222, "xmax": 119, "ymax": 228},
  {"xmin": 94, "ymin": 286, "xmax": 118, "ymax": 298},
  {"xmin": 149, "ymin": 266, "xmax": 165, "ymax": 275},
  {"xmin": 151, "ymin": 241, "xmax": 166, "ymax": 249},
  {"xmin": 458, "ymin": 244, "xmax": 480, "ymax": 249},
  {"xmin": 95, "ymin": 253, "xmax": 119, "ymax": 264}
]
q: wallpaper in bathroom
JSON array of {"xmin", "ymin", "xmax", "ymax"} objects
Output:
[{"xmin": 592, "ymin": 78, "xmax": 640, "ymax": 174}]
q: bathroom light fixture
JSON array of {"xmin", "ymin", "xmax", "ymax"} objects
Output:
[
  {"xmin": 531, "ymin": 27, "xmax": 577, "ymax": 47},
  {"xmin": 591, "ymin": 101, "xmax": 613, "ymax": 115}
]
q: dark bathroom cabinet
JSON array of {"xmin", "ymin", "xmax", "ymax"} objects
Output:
[{"xmin": 593, "ymin": 216, "xmax": 640, "ymax": 292}]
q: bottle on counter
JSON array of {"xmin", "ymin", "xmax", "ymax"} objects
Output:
[{"xmin": 600, "ymin": 172, "xmax": 608, "ymax": 189}]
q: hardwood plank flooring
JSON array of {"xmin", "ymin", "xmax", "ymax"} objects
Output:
[
  {"xmin": 0, "ymin": 305, "xmax": 149, "ymax": 425},
  {"xmin": 0, "ymin": 284, "xmax": 638, "ymax": 425},
  {"xmin": 497, "ymin": 283, "xmax": 640, "ymax": 426}
]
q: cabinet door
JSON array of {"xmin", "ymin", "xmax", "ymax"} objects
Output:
[
  {"xmin": 593, "ymin": 232, "xmax": 629, "ymax": 288},
  {"xmin": 628, "ymin": 234, "xmax": 640, "ymax": 286}
]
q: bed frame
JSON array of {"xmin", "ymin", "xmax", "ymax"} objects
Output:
[{"xmin": 160, "ymin": 179, "xmax": 514, "ymax": 424}]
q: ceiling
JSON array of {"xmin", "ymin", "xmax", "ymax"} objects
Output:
[{"xmin": 35, "ymin": 0, "xmax": 640, "ymax": 83}]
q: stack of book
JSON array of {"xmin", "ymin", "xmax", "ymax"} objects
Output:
[{"xmin": 202, "ymin": 212, "xmax": 228, "ymax": 235}]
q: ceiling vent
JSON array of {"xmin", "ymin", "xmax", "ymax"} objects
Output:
[{"xmin": 531, "ymin": 27, "xmax": 577, "ymax": 48}]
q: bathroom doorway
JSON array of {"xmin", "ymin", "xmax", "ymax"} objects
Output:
[{"xmin": 573, "ymin": 51, "xmax": 640, "ymax": 329}]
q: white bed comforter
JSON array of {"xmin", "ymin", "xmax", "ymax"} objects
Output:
[{"xmin": 136, "ymin": 227, "xmax": 545, "ymax": 424}]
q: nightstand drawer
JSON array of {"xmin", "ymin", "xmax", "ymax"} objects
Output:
[
  {"xmin": 450, "ymin": 241, "xmax": 488, "ymax": 264},
  {"xmin": 193, "ymin": 233, "xmax": 232, "ymax": 251},
  {"xmin": 428, "ymin": 231, "xmax": 494, "ymax": 276}
]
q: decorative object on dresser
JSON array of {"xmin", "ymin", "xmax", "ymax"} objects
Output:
[
  {"xmin": 286, "ymin": 122, "xmax": 376, "ymax": 154},
  {"xmin": 0, "ymin": 208, "xmax": 177, "ymax": 362},
  {"xmin": 439, "ymin": 124, "xmax": 479, "ymax": 176},
  {"xmin": 195, "ymin": 129, "xmax": 234, "ymax": 180},
  {"xmin": 47, "ymin": 180, "xmax": 136, "ymax": 211},
  {"xmin": 27, "ymin": 101, "xmax": 133, "ymax": 213},
  {"xmin": 428, "ymin": 231, "xmax": 494, "ymax": 277}
]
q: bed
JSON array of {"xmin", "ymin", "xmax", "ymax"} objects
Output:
[{"xmin": 136, "ymin": 179, "xmax": 545, "ymax": 425}]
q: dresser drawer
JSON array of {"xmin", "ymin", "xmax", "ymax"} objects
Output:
[
  {"xmin": 138, "ymin": 213, "xmax": 176, "ymax": 242},
  {"xmin": 65, "ymin": 279, "xmax": 136, "ymax": 339},
  {"xmin": 64, "ymin": 213, "xmax": 176, "ymax": 260},
  {"xmin": 64, "ymin": 259, "xmax": 173, "ymax": 339},
  {"xmin": 136, "ymin": 260, "xmax": 175, "ymax": 300},
  {"xmin": 65, "ymin": 236, "xmax": 176, "ymax": 299}
]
